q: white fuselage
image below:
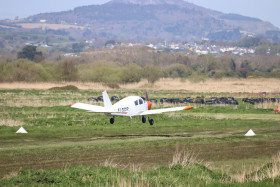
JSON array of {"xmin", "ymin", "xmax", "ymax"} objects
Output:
[{"xmin": 109, "ymin": 96, "xmax": 148, "ymax": 116}]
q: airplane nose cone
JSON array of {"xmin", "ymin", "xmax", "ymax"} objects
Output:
[{"xmin": 147, "ymin": 101, "xmax": 152, "ymax": 110}]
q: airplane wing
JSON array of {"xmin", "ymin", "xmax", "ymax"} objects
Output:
[
  {"xmin": 71, "ymin": 102, "xmax": 120, "ymax": 113},
  {"xmin": 137, "ymin": 106, "xmax": 193, "ymax": 116}
]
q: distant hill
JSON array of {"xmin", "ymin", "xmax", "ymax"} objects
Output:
[{"xmin": 9, "ymin": 0, "xmax": 280, "ymax": 41}]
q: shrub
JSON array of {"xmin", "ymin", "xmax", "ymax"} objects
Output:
[
  {"xmin": 78, "ymin": 61, "xmax": 122, "ymax": 83},
  {"xmin": 120, "ymin": 64, "xmax": 141, "ymax": 83},
  {"xmin": 142, "ymin": 65, "xmax": 162, "ymax": 84},
  {"xmin": 0, "ymin": 60, "xmax": 15, "ymax": 82},
  {"xmin": 56, "ymin": 60, "xmax": 78, "ymax": 81},
  {"xmin": 49, "ymin": 85, "xmax": 79, "ymax": 91},
  {"xmin": 12, "ymin": 59, "xmax": 52, "ymax": 82},
  {"xmin": 163, "ymin": 63, "xmax": 191, "ymax": 78}
]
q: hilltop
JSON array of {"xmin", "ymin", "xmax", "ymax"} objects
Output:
[{"xmin": 16, "ymin": 0, "xmax": 279, "ymax": 41}]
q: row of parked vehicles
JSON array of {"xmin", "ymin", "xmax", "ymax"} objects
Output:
[
  {"xmin": 242, "ymin": 98, "xmax": 280, "ymax": 105},
  {"xmin": 88, "ymin": 95, "xmax": 280, "ymax": 106},
  {"xmin": 88, "ymin": 96, "xmax": 240, "ymax": 105}
]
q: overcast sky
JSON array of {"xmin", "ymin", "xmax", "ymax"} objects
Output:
[{"xmin": 1, "ymin": 0, "xmax": 279, "ymax": 28}]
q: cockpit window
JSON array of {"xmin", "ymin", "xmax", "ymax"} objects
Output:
[
  {"xmin": 139, "ymin": 99, "xmax": 143, "ymax": 105},
  {"xmin": 134, "ymin": 100, "xmax": 139, "ymax": 106}
]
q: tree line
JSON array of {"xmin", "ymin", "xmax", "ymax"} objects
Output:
[{"xmin": 0, "ymin": 45, "xmax": 280, "ymax": 84}]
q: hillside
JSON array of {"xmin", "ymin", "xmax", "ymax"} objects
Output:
[{"xmin": 23, "ymin": 0, "xmax": 278, "ymax": 41}]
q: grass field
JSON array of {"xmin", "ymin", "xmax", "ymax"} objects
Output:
[{"xmin": 0, "ymin": 84, "xmax": 280, "ymax": 186}]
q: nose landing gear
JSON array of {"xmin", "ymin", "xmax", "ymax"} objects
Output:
[{"xmin": 110, "ymin": 117, "xmax": 115, "ymax": 124}]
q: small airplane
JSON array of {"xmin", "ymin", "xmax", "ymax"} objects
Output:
[{"xmin": 71, "ymin": 91, "xmax": 193, "ymax": 125}]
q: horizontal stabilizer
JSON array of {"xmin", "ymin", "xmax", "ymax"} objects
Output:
[{"xmin": 71, "ymin": 102, "xmax": 108, "ymax": 113}]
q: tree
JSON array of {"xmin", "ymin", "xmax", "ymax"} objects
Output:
[
  {"xmin": 239, "ymin": 60, "xmax": 252, "ymax": 78},
  {"xmin": 72, "ymin": 42, "xmax": 86, "ymax": 53},
  {"xmin": 229, "ymin": 59, "xmax": 236, "ymax": 72},
  {"xmin": 255, "ymin": 45, "xmax": 269, "ymax": 55},
  {"xmin": 17, "ymin": 45, "xmax": 44, "ymax": 62},
  {"xmin": 270, "ymin": 44, "xmax": 280, "ymax": 55},
  {"xmin": 176, "ymin": 55, "xmax": 191, "ymax": 66},
  {"xmin": 121, "ymin": 64, "xmax": 141, "ymax": 83},
  {"xmin": 57, "ymin": 60, "xmax": 78, "ymax": 81},
  {"xmin": 237, "ymin": 37, "xmax": 263, "ymax": 48},
  {"xmin": 105, "ymin": 40, "xmax": 116, "ymax": 47},
  {"xmin": 163, "ymin": 63, "xmax": 190, "ymax": 78},
  {"xmin": 238, "ymin": 68, "xmax": 249, "ymax": 78},
  {"xmin": 240, "ymin": 60, "xmax": 252, "ymax": 70},
  {"xmin": 143, "ymin": 65, "xmax": 162, "ymax": 84}
]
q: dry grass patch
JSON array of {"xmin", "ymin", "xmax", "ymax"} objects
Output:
[
  {"xmin": 153, "ymin": 78, "xmax": 280, "ymax": 93},
  {"xmin": 254, "ymin": 102, "xmax": 280, "ymax": 110},
  {"xmin": 0, "ymin": 90, "xmax": 89, "ymax": 107},
  {"xmin": 2, "ymin": 170, "xmax": 19, "ymax": 180},
  {"xmin": 0, "ymin": 82, "xmax": 107, "ymax": 91},
  {"xmin": 3, "ymin": 99, "xmax": 85, "ymax": 107},
  {"xmin": 102, "ymin": 158, "xmax": 119, "ymax": 168},
  {"xmin": 0, "ymin": 119, "xmax": 24, "ymax": 127},
  {"xmin": 169, "ymin": 149, "xmax": 203, "ymax": 169},
  {"xmin": 1, "ymin": 78, "xmax": 280, "ymax": 93}
]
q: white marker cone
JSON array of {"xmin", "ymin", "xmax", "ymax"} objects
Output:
[
  {"xmin": 245, "ymin": 129, "xmax": 255, "ymax": 136},
  {"xmin": 16, "ymin": 127, "xmax": 28, "ymax": 134}
]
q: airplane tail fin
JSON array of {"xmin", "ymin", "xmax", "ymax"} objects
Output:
[{"xmin": 102, "ymin": 90, "xmax": 112, "ymax": 109}]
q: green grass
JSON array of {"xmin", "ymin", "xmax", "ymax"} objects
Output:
[
  {"xmin": 0, "ymin": 165, "xmax": 231, "ymax": 186},
  {"xmin": 1, "ymin": 89, "xmax": 280, "ymax": 186},
  {"xmin": 1, "ymin": 164, "xmax": 280, "ymax": 186}
]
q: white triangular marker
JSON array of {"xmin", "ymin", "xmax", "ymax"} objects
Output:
[
  {"xmin": 16, "ymin": 127, "xmax": 28, "ymax": 134},
  {"xmin": 245, "ymin": 129, "xmax": 255, "ymax": 136}
]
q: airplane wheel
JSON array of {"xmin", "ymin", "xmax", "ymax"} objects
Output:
[
  {"xmin": 142, "ymin": 116, "xmax": 146, "ymax": 123},
  {"xmin": 149, "ymin": 119, "xmax": 154, "ymax": 126},
  {"xmin": 110, "ymin": 118, "xmax": 115, "ymax": 124}
]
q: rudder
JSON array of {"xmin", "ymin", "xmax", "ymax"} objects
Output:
[{"xmin": 102, "ymin": 90, "xmax": 112, "ymax": 109}]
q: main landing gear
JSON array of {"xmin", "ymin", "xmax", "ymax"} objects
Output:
[
  {"xmin": 142, "ymin": 116, "xmax": 146, "ymax": 123},
  {"xmin": 142, "ymin": 116, "xmax": 154, "ymax": 125},
  {"xmin": 110, "ymin": 116, "xmax": 154, "ymax": 125},
  {"xmin": 110, "ymin": 117, "xmax": 115, "ymax": 124},
  {"xmin": 149, "ymin": 119, "xmax": 154, "ymax": 126}
]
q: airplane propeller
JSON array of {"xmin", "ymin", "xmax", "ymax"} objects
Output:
[
  {"xmin": 146, "ymin": 90, "xmax": 150, "ymax": 119},
  {"xmin": 145, "ymin": 90, "xmax": 154, "ymax": 125}
]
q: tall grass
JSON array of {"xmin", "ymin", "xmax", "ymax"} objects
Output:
[
  {"xmin": 2, "ymin": 150, "xmax": 280, "ymax": 186},
  {"xmin": 1, "ymin": 78, "xmax": 280, "ymax": 93},
  {"xmin": 254, "ymin": 102, "xmax": 280, "ymax": 110},
  {"xmin": 231, "ymin": 151, "xmax": 280, "ymax": 183},
  {"xmin": 169, "ymin": 150, "xmax": 202, "ymax": 169}
]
